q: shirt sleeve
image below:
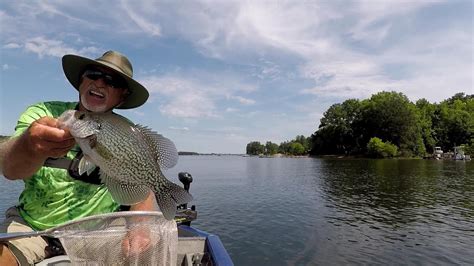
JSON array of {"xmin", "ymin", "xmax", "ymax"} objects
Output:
[{"xmin": 13, "ymin": 102, "xmax": 50, "ymax": 138}]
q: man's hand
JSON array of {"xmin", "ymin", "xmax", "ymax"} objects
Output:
[
  {"xmin": 120, "ymin": 191, "xmax": 158, "ymax": 257},
  {"xmin": 25, "ymin": 116, "xmax": 76, "ymax": 159},
  {"xmin": 2, "ymin": 116, "xmax": 76, "ymax": 180},
  {"xmin": 121, "ymin": 225, "xmax": 153, "ymax": 258}
]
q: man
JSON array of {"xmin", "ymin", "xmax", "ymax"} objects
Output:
[{"xmin": 0, "ymin": 51, "xmax": 155, "ymax": 265}]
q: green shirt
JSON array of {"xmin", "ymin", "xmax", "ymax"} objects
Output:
[{"xmin": 13, "ymin": 101, "xmax": 120, "ymax": 230}]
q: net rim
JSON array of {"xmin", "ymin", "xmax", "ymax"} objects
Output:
[{"xmin": 51, "ymin": 211, "xmax": 165, "ymax": 232}]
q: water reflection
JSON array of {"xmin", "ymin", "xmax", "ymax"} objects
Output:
[
  {"xmin": 318, "ymin": 159, "xmax": 474, "ymax": 265},
  {"xmin": 2, "ymin": 157, "xmax": 473, "ymax": 265},
  {"xmin": 320, "ymin": 159, "xmax": 474, "ymax": 221}
]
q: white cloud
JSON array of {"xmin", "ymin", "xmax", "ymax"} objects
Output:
[
  {"xmin": 141, "ymin": 70, "xmax": 258, "ymax": 118},
  {"xmin": 120, "ymin": 0, "xmax": 162, "ymax": 37},
  {"xmin": 301, "ymin": 21, "xmax": 472, "ymax": 102},
  {"xmin": 348, "ymin": 1, "xmax": 435, "ymax": 44},
  {"xmin": 24, "ymin": 37, "xmax": 76, "ymax": 58},
  {"xmin": 3, "ymin": 43, "xmax": 21, "ymax": 49},
  {"xmin": 228, "ymin": 95, "xmax": 255, "ymax": 105},
  {"xmin": 141, "ymin": 76, "xmax": 216, "ymax": 118},
  {"xmin": 185, "ymin": 2, "xmax": 336, "ymax": 59},
  {"xmin": 111, "ymin": 0, "xmax": 469, "ymax": 104},
  {"xmin": 169, "ymin": 126, "xmax": 189, "ymax": 131},
  {"xmin": 0, "ymin": 1, "xmax": 471, "ymax": 153},
  {"xmin": 225, "ymin": 107, "xmax": 239, "ymax": 113},
  {"xmin": 300, "ymin": 58, "xmax": 394, "ymax": 99},
  {"xmin": 22, "ymin": 36, "xmax": 99, "ymax": 58},
  {"xmin": 161, "ymin": 93, "xmax": 217, "ymax": 119}
]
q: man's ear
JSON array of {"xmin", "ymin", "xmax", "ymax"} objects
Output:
[{"xmin": 116, "ymin": 89, "xmax": 130, "ymax": 108}]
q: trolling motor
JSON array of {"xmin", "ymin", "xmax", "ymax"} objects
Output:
[
  {"xmin": 179, "ymin": 172, "xmax": 193, "ymax": 193},
  {"xmin": 176, "ymin": 172, "xmax": 197, "ymax": 225}
]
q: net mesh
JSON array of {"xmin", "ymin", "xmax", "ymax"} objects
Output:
[{"xmin": 52, "ymin": 211, "xmax": 177, "ymax": 266}]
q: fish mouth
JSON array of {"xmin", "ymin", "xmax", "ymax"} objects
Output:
[
  {"xmin": 81, "ymin": 134, "xmax": 96, "ymax": 139},
  {"xmin": 57, "ymin": 110, "xmax": 75, "ymax": 130},
  {"xmin": 72, "ymin": 134, "xmax": 97, "ymax": 145}
]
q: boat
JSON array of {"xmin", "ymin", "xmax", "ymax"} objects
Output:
[
  {"xmin": 453, "ymin": 146, "xmax": 471, "ymax": 161},
  {"xmin": 433, "ymin": 146, "xmax": 443, "ymax": 159},
  {"xmin": 426, "ymin": 146, "xmax": 471, "ymax": 161},
  {"xmin": 2, "ymin": 172, "xmax": 234, "ymax": 266}
]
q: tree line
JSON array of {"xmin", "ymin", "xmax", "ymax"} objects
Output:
[
  {"xmin": 246, "ymin": 91, "xmax": 473, "ymax": 158},
  {"xmin": 246, "ymin": 135, "xmax": 311, "ymax": 156},
  {"xmin": 310, "ymin": 91, "xmax": 473, "ymax": 158}
]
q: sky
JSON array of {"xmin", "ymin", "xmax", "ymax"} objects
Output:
[{"xmin": 0, "ymin": 0, "xmax": 472, "ymax": 154}]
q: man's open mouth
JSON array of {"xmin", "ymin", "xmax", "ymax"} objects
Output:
[{"xmin": 89, "ymin": 89, "xmax": 105, "ymax": 98}]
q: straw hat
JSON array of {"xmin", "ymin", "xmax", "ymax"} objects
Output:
[{"xmin": 62, "ymin": 50, "xmax": 149, "ymax": 109}]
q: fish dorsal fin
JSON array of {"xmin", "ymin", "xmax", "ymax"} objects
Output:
[
  {"xmin": 78, "ymin": 157, "xmax": 97, "ymax": 176},
  {"xmin": 99, "ymin": 170, "xmax": 150, "ymax": 205},
  {"xmin": 134, "ymin": 125, "xmax": 178, "ymax": 169}
]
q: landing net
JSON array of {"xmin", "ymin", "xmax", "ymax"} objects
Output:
[{"xmin": 53, "ymin": 211, "xmax": 177, "ymax": 265}]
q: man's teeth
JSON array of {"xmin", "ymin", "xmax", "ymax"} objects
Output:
[{"xmin": 90, "ymin": 90, "xmax": 105, "ymax": 98}]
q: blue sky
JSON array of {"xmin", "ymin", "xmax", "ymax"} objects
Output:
[{"xmin": 0, "ymin": 1, "xmax": 472, "ymax": 154}]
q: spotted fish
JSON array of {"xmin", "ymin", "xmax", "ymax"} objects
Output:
[{"xmin": 57, "ymin": 110, "xmax": 192, "ymax": 220}]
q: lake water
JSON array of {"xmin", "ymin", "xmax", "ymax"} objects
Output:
[{"xmin": 1, "ymin": 156, "xmax": 473, "ymax": 265}]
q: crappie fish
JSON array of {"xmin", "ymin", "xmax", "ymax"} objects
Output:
[{"xmin": 57, "ymin": 110, "xmax": 192, "ymax": 220}]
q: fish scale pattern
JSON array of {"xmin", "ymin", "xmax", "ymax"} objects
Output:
[
  {"xmin": 96, "ymin": 114, "xmax": 163, "ymax": 185},
  {"xmin": 58, "ymin": 110, "xmax": 193, "ymax": 219}
]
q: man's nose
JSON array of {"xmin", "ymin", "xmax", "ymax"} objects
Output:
[{"xmin": 92, "ymin": 77, "xmax": 109, "ymax": 88}]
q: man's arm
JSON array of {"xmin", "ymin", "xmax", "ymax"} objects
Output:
[
  {"xmin": 129, "ymin": 191, "xmax": 157, "ymax": 211},
  {"xmin": 122, "ymin": 191, "xmax": 159, "ymax": 257},
  {"xmin": 1, "ymin": 117, "xmax": 75, "ymax": 180}
]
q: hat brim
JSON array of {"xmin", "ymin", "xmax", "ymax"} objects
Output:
[{"xmin": 62, "ymin": 54, "xmax": 149, "ymax": 109}]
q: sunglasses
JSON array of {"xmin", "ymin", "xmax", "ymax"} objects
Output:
[{"xmin": 82, "ymin": 69, "xmax": 127, "ymax": 89}]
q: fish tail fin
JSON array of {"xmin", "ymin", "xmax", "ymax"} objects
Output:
[{"xmin": 154, "ymin": 180, "xmax": 193, "ymax": 220}]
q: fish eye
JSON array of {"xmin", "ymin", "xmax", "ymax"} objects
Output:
[
  {"xmin": 78, "ymin": 114, "xmax": 85, "ymax": 120},
  {"xmin": 97, "ymin": 123, "xmax": 102, "ymax": 130}
]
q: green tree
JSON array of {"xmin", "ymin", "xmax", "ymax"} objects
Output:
[
  {"xmin": 246, "ymin": 141, "xmax": 265, "ymax": 155},
  {"xmin": 366, "ymin": 137, "xmax": 398, "ymax": 158},
  {"xmin": 277, "ymin": 136, "xmax": 312, "ymax": 155},
  {"xmin": 265, "ymin": 141, "xmax": 279, "ymax": 155},
  {"xmin": 415, "ymin": 98, "xmax": 436, "ymax": 154},
  {"xmin": 303, "ymin": 92, "xmax": 471, "ymax": 158},
  {"xmin": 278, "ymin": 141, "xmax": 290, "ymax": 154},
  {"xmin": 294, "ymin": 135, "xmax": 312, "ymax": 153},
  {"xmin": 289, "ymin": 142, "xmax": 305, "ymax": 155},
  {"xmin": 464, "ymin": 138, "xmax": 474, "ymax": 155},
  {"xmin": 359, "ymin": 91, "xmax": 424, "ymax": 156},
  {"xmin": 432, "ymin": 94, "xmax": 473, "ymax": 151},
  {"xmin": 311, "ymin": 99, "xmax": 362, "ymax": 155}
]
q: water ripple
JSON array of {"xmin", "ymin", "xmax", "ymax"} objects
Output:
[{"xmin": 2, "ymin": 157, "xmax": 474, "ymax": 265}]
